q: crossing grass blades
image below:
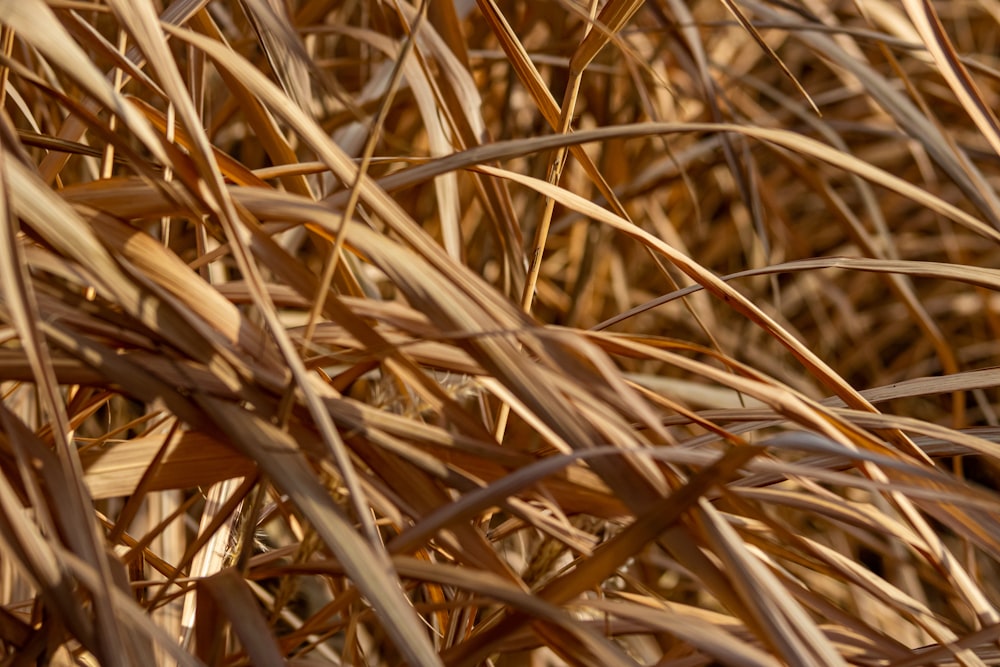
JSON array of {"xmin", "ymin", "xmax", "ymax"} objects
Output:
[{"xmin": 3, "ymin": 0, "xmax": 1000, "ymax": 665}]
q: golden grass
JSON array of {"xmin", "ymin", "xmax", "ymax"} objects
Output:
[{"xmin": 3, "ymin": 0, "xmax": 1000, "ymax": 665}]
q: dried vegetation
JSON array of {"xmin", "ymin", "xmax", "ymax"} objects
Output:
[{"xmin": 3, "ymin": 0, "xmax": 1000, "ymax": 665}]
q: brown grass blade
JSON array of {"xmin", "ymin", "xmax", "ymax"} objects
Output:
[
  {"xmin": 81, "ymin": 430, "xmax": 255, "ymax": 499},
  {"xmin": 743, "ymin": 0, "xmax": 1000, "ymax": 229},
  {"xmin": 903, "ymin": 0, "xmax": 1000, "ymax": 158},
  {"xmin": 113, "ymin": 0, "xmax": 388, "ymax": 572},
  {"xmin": 201, "ymin": 396, "xmax": 443, "ymax": 667},
  {"xmin": 695, "ymin": 499, "xmax": 847, "ymax": 666},
  {"xmin": 467, "ymin": 163, "xmax": 887, "ymax": 410},
  {"xmin": 312, "ymin": 120, "xmax": 1000, "ymax": 243},
  {"xmin": 199, "ymin": 568, "xmax": 288, "ymax": 666},
  {"xmin": 473, "ymin": 0, "xmax": 631, "ymax": 220},
  {"xmin": 588, "ymin": 597, "xmax": 781, "ymax": 667},
  {"xmin": 441, "ymin": 444, "xmax": 764, "ymax": 664},
  {"xmin": 238, "ymin": 0, "xmax": 313, "ymax": 114},
  {"xmin": 716, "ymin": 0, "xmax": 819, "ymax": 114},
  {"xmin": 1, "ymin": 126, "xmax": 138, "ymax": 667},
  {"xmin": 570, "ymin": 0, "xmax": 645, "ymax": 74},
  {"xmin": 0, "ymin": 0, "xmax": 168, "ymax": 166}
]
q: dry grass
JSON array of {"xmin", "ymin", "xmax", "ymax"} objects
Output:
[{"xmin": 2, "ymin": 0, "xmax": 1000, "ymax": 665}]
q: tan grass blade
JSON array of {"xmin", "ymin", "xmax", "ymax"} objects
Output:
[
  {"xmin": 34, "ymin": 0, "xmax": 206, "ymax": 183},
  {"xmin": 0, "ymin": 0, "xmax": 169, "ymax": 169},
  {"xmin": 587, "ymin": 598, "xmax": 780, "ymax": 667},
  {"xmin": 417, "ymin": 0, "xmax": 526, "ymax": 292},
  {"xmin": 903, "ymin": 0, "xmax": 1000, "ymax": 158},
  {"xmin": 467, "ymin": 162, "xmax": 893, "ymax": 411},
  {"xmin": 0, "ymin": 137, "xmax": 139, "ymax": 666},
  {"xmin": 595, "ymin": 256, "xmax": 1000, "ymax": 331},
  {"xmin": 0, "ymin": 402, "xmax": 88, "ymax": 654},
  {"xmin": 500, "ymin": 0, "xmax": 599, "ymax": 443},
  {"xmin": 179, "ymin": 478, "xmax": 249, "ymax": 653},
  {"xmin": 570, "ymin": 0, "xmax": 645, "ymax": 74},
  {"xmin": 440, "ymin": 444, "xmax": 764, "ymax": 664},
  {"xmin": 201, "ymin": 397, "xmax": 443, "ymax": 667},
  {"xmin": 239, "ymin": 0, "xmax": 313, "ymax": 114},
  {"xmin": 298, "ymin": 14, "xmax": 442, "ymax": 362},
  {"xmin": 81, "ymin": 430, "xmax": 255, "ymax": 499},
  {"xmin": 198, "ymin": 568, "xmax": 287, "ymax": 665},
  {"xmin": 188, "ymin": 10, "xmax": 315, "ymax": 199},
  {"xmin": 695, "ymin": 499, "xmax": 847, "ymax": 666},
  {"xmin": 317, "ymin": 120, "xmax": 1000, "ymax": 243},
  {"xmin": 793, "ymin": 537, "xmax": 982, "ymax": 663},
  {"xmin": 109, "ymin": 0, "xmax": 386, "ymax": 577},
  {"xmin": 128, "ymin": 25, "xmax": 675, "ymax": 509},
  {"xmin": 395, "ymin": 1, "xmax": 464, "ymax": 264},
  {"xmin": 53, "ymin": 537, "xmax": 203, "ymax": 666},
  {"xmin": 715, "ymin": 0, "xmax": 819, "ymax": 114},
  {"xmin": 744, "ymin": 0, "xmax": 1000, "ymax": 229},
  {"xmin": 474, "ymin": 0, "xmax": 631, "ymax": 220}
]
